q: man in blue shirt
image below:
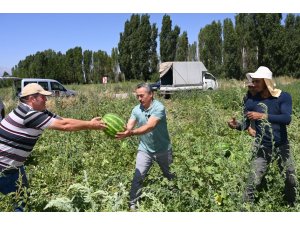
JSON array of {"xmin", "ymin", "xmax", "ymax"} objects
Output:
[
  {"xmin": 116, "ymin": 83, "xmax": 175, "ymax": 211},
  {"xmin": 228, "ymin": 66, "xmax": 297, "ymax": 207}
]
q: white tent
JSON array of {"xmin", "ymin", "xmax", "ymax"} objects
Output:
[{"xmin": 159, "ymin": 61, "xmax": 207, "ymax": 86}]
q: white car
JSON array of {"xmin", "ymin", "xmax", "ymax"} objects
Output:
[{"xmin": 14, "ymin": 78, "xmax": 76, "ymax": 97}]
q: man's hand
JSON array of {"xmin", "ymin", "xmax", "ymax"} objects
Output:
[
  {"xmin": 246, "ymin": 112, "xmax": 267, "ymax": 120},
  {"xmin": 247, "ymin": 127, "xmax": 256, "ymax": 137},
  {"xmin": 90, "ymin": 117, "xmax": 107, "ymax": 130},
  {"xmin": 228, "ymin": 117, "xmax": 238, "ymax": 129},
  {"xmin": 115, "ymin": 129, "xmax": 133, "ymax": 140}
]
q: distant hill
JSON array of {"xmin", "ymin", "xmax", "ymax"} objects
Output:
[{"xmin": 0, "ymin": 67, "xmax": 12, "ymax": 76}]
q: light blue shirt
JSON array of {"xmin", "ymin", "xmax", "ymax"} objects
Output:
[{"xmin": 130, "ymin": 99, "xmax": 171, "ymax": 153}]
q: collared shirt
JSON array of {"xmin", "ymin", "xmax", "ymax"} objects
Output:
[
  {"xmin": 0, "ymin": 103, "xmax": 58, "ymax": 171},
  {"xmin": 130, "ymin": 99, "xmax": 171, "ymax": 153}
]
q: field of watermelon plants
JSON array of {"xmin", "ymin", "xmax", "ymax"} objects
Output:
[{"xmin": 1, "ymin": 78, "xmax": 300, "ymax": 212}]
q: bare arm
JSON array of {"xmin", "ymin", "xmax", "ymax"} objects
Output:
[
  {"xmin": 126, "ymin": 118, "xmax": 137, "ymax": 131},
  {"xmin": 48, "ymin": 117, "xmax": 107, "ymax": 131},
  {"xmin": 116, "ymin": 116, "xmax": 160, "ymax": 139}
]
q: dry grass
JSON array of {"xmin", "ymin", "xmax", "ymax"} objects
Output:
[
  {"xmin": 218, "ymin": 76, "xmax": 300, "ymax": 90},
  {"xmin": 218, "ymin": 79, "xmax": 244, "ymax": 90},
  {"xmin": 274, "ymin": 76, "xmax": 298, "ymax": 85},
  {"xmin": 46, "ymin": 97, "xmax": 78, "ymax": 111}
]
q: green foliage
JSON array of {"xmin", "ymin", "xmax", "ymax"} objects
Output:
[
  {"xmin": 283, "ymin": 14, "xmax": 300, "ymax": 77},
  {"xmin": 175, "ymin": 31, "xmax": 189, "ymax": 61},
  {"xmin": 118, "ymin": 14, "xmax": 155, "ymax": 81},
  {"xmin": 235, "ymin": 13, "xmax": 258, "ymax": 74},
  {"xmin": 83, "ymin": 50, "xmax": 93, "ymax": 84},
  {"xmin": 150, "ymin": 24, "xmax": 159, "ymax": 75},
  {"xmin": 198, "ymin": 20, "xmax": 222, "ymax": 76},
  {"xmin": 188, "ymin": 41, "xmax": 198, "ymax": 61},
  {"xmin": 8, "ymin": 13, "xmax": 300, "ymax": 83},
  {"xmin": 223, "ymin": 18, "xmax": 242, "ymax": 79},
  {"xmin": 252, "ymin": 13, "xmax": 284, "ymax": 74},
  {"xmin": 92, "ymin": 50, "xmax": 113, "ymax": 83},
  {"xmin": 160, "ymin": 14, "xmax": 180, "ymax": 62},
  {"xmin": 1, "ymin": 80, "xmax": 299, "ymax": 212}
]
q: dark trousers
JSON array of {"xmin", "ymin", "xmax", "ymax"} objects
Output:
[
  {"xmin": 0, "ymin": 166, "xmax": 28, "ymax": 211},
  {"xmin": 243, "ymin": 143, "xmax": 297, "ymax": 205}
]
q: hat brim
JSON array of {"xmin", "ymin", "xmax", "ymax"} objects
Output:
[
  {"xmin": 20, "ymin": 90, "xmax": 53, "ymax": 98},
  {"xmin": 246, "ymin": 72, "xmax": 266, "ymax": 79},
  {"xmin": 40, "ymin": 90, "xmax": 53, "ymax": 96},
  {"xmin": 246, "ymin": 73, "xmax": 253, "ymax": 82},
  {"xmin": 264, "ymin": 78, "xmax": 281, "ymax": 98}
]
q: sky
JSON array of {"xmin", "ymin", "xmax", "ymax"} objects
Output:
[
  {"xmin": 0, "ymin": 13, "xmax": 236, "ymax": 74},
  {"xmin": 0, "ymin": 0, "xmax": 297, "ymax": 75},
  {"xmin": 1, "ymin": 1, "xmax": 300, "ymax": 224}
]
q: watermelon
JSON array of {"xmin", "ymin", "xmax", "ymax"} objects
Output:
[{"xmin": 102, "ymin": 113, "xmax": 126, "ymax": 137}]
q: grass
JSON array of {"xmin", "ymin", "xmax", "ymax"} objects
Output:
[{"xmin": 0, "ymin": 78, "xmax": 300, "ymax": 212}]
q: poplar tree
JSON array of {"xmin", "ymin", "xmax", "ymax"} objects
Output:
[
  {"xmin": 118, "ymin": 20, "xmax": 133, "ymax": 79},
  {"xmin": 111, "ymin": 47, "xmax": 120, "ymax": 81},
  {"xmin": 188, "ymin": 41, "xmax": 198, "ymax": 61},
  {"xmin": 283, "ymin": 14, "xmax": 300, "ymax": 77},
  {"xmin": 252, "ymin": 13, "xmax": 284, "ymax": 75},
  {"xmin": 160, "ymin": 14, "xmax": 180, "ymax": 62},
  {"xmin": 198, "ymin": 21, "xmax": 222, "ymax": 75},
  {"xmin": 138, "ymin": 14, "xmax": 152, "ymax": 81},
  {"xmin": 83, "ymin": 50, "xmax": 93, "ymax": 83},
  {"xmin": 92, "ymin": 50, "xmax": 112, "ymax": 83},
  {"xmin": 118, "ymin": 14, "xmax": 157, "ymax": 80},
  {"xmin": 65, "ymin": 47, "xmax": 83, "ymax": 83},
  {"xmin": 235, "ymin": 13, "xmax": 258, "ymax": 73},
  {"xmin": 149, "ymin": 23, "xmax": 159, "ymax": 76},
  {"xmin": 223, "ymin": 18, "xmax": 241, "ymax": 79},
  {"xmin": 175, "ymin": 31, "xmax": 189, "ymax": 61}
]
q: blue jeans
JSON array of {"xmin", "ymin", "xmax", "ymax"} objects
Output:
[
  {"xmin": 243, "ymin": 143, "xmax": 297, "ymax": 205},
  {"xmin": 129, "ymin": 149, "xmax": 175, "ymax": 207},
  {"xmin": 0, "ymin": 166, "xmax": 29, "ymax": 211}
]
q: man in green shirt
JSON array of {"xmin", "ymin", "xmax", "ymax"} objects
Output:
[{"xmin": 116, "ymin": 83, "xmax": 175, "ymax": 211}]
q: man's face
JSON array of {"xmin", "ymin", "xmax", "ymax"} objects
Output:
[
  {"xmin": 252, "ymin": 78, "xmax": 267, "ymax": 93},
  {"xmin": 135, "ymin": 87, "xmax": 153, "ymax": 109},
  {"xmin": 31, "ymin": 94, "xmax": 48, "ymax": 111}
]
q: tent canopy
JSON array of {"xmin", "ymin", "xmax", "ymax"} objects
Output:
[{"xmin": 159, "ymin": 62, "xmax": 207, "ymax": 85}]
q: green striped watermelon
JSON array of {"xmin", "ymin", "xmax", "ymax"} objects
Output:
[{"xmin": 102, "ymin": 113, "xmax": 126, "ymax": 137}]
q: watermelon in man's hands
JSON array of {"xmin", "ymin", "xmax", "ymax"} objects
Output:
[{"xmin": 102, "ymin": 113, "xmax": 126, "ymax": 137}]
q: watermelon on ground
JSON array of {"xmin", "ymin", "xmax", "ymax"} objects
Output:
[{"xmin": 102, "ymin": 113, "xmax": 126, "ymax": 137}]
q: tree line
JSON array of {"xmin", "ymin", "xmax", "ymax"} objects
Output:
[{"xmin": 8, "ymin": 13, "xmax": 300, "ymax": 84}]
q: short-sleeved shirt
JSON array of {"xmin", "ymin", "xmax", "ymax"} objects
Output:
[
  {"xmin": 130, "ymin": 99, "xmax": 171, "ymax": 153},
  {"xmin": 0, "ymin": 103, "xmax": 58, "ymax": 171}
]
